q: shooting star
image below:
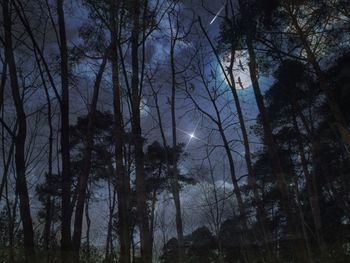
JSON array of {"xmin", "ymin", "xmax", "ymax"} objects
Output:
[{"xmin": 210, "ymin": 5, "xmax": 224, "ymax": 25}]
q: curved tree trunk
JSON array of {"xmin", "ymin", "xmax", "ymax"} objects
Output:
[
  {"xmin": 71, "ymin": 56, "xmax": 107, "ymax": 261},
  {"xmin": 3, "ymin": 0, "xmax": 35, "ymax": 262}
]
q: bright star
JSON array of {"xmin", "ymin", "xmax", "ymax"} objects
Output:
[{"xmin": 176, "ymin": 120, "xmax": 202, "ymax": 150}]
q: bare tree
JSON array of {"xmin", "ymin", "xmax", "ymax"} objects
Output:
[
  {"xmin": 3, "ymin": 0, "xmax": 35, "ymax": 261},
  {"xmin": 185, "ymin": 52, "xmax": 251, "ymax": 257},
  {"xmin": 55, "ymin": 0, "xmax": 73, "ymax": 258},
  {"xmin": 198, "ymin": 16, "xmax": 274, "ymax": 260},
  {"xmin": 130, "ymin": 0, "xmax": 152, "ymax": 261},
  {"xmin": 109, "ymin": 0, "xmax": 132, "ymax": 262},
  {"xmin": 168, "ymin": 7, "xmax": 186, "ymax": 262},
  {"xmin": 71, "ymin": 55, "xmax": 107, "ymax": 261}
]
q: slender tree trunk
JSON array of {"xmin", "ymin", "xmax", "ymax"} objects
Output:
[
  {"xmin": 57, "ymin": 0, "xmax": 72, "ymax": 258},
  {"xmin": 130, "ymin": 0, "xmax": 152, "ymax": 262},
  {"xmin": 0, "ymin": 127, "xmax": 15, "ymax": 204},
  {"xmin": 291, "ymin": 110, "xmax": 324, "ymax": 248},
  {"xmin": 0, "ymin": 57, "xmax": 7, "ymax": 113},
  {"xmin": 71, "ymin": 56, "xmax": 107, "ymax": 261},
  {"xmin": 169, "ymin": 16, "xmax": 185, "ymax": 263},
  {"xmin": 105, "ymin": 175, "xmax": 117, "ymax": 262},
  {"xmin": 3, "ymin": 1, "xmax": 35, "ymax": 262},
  {"xmin": 109, "ymin": 1, "xmax": 132, "ymax": 262},
  {"xmin": 105, "ymin": 179, "xmax": 112, "ymax": 261},
  {"xmin": 5, "ymin": 174, "xmax": 18, "ymax": 263},
  {"xmin": 151, "ymin": 79, "xmax": 177, "ymax": 259},
  {"xmin": 85, "ymin": 188, "xmax": 91, "ymax": 263},
  {"xmin": 150, "ymin": 184, "xmax": 158, "ymax": 253},
  {"xmin": 36, "ymin": 51, "xmax": 55, "ymax": 261},
  {"xmin": 220, "ymin": 125, "xmax": 247, "ymax": 227}
]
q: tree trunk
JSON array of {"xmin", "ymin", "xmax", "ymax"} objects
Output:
[
  {"xmin": 169, "ymin": 16, "xmax": 185, "ymax": 262},
  {"xmin": 0, "ymin": 127, "xmax": 15, "ymax": 204},
  {"xmin": 292, "ymin": 108, "xmax": 324, "ymax": 249},
  {"xmin": 43, "ymin": 77, "xmax": 54, "ymax": 262},
  {"xmin": 0, "ymin": 57, "xmax": 7, "ymax": 113},
  {"xmin": 151, "ymin": 77, "xmax": 179, "ymax": 261},
  {"xmin": 109, "ymin": 1, "xmax": 132, "ymax": 262},
  {"xmin": 5, "ymin": 173, "xmax": 18, "ymax": 263},
  {"xmin": 130, "ymin": 0, "xmax": 152, "ymax": 262},
  {"xmin": 150, "ymin": 183, "xmax": 158, "ymax": 253},
  {"xmin": 3, "ymin": 1, "xmax": 36, "ymax": 262},
  {"xmin": 71, "ymin": 56, "xmax": 107, "ymax": 260},
  {"xmin": 34, "ymin": 48, "xmax": 55, "ymax": 260},
  {"xmin": 105, "ymin": 176, "xmax": 117, "ymax": 262},
  {"xmin": 57, "ymin": 0, "xmax": 72, "ymax": 258},
  {"xmin": 85, "ymin": 189, "xmax": 91, "ymax": 263}
]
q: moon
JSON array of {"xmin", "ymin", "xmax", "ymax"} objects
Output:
[{"xmin": 221, "ymin": 50, "xmax": 252, "ymax": 89}]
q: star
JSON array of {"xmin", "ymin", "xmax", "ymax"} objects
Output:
[{"xmin": 176, "ymin": 120, "xmax": 202, "ymax": 150}]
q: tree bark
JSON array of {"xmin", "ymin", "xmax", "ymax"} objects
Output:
[
  {"xmin": 43, "ymin": 67, "xmax": 54, "ymax": 262},
  {"xmin": 150, "ymin": 78, "xmax": 175, "ymax": 258},
  {"xmin": 57, "ymin": 0, "xmax": 72, "ymax": 258},
  {"xmin": 85, "ymin": 188, "xmax": 91, "ymax": 263},
  {"xmin": 291, "ymin": 109, "xmax": 324, "ymax": 248},
  {"xmin": 110, "ymin": 0, "xmax": 132, "ymax": 261},
  {"xmin": 105, "ymin": 176, "xmax": 117, "ymax": 262},
  {"xmin": 0, "ymin": 57, "xmax": 7, "ymax": 112},
  {"xmin": 3, "ymin": 0, "xmax": 35, "ymax": 261},
  {"xmin": 130, "ymin": 0, "xmax": 152, "ymax": 262},
  {"xmin": 71, "ymin": 56, "xmax": 107, "ymax": 260},
  {"xmin": 169, "ymin": 13, "xmax": 185, "ymax": 263}
]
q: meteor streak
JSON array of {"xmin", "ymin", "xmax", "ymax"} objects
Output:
[{"xmin": 210, "ymin": 5, "xmax": 224, "ymax": 25}]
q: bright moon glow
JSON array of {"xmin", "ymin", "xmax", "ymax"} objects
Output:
[{"xmin": 221, "ymin": 50, "xmax": 252, "ymax": 89}]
